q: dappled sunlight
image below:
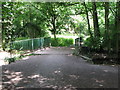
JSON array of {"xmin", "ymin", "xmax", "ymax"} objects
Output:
[
  {"xmin": 2, "ymin": 71, "xmax": 78, "ymax": 89},
  {"xmin": 0, "ymin": 52, "xmax": 10, "ymax": 60},
  {"xmin": 22, "ymin": 56, "xmax": 30, "ymax": 60},
  {"xmin": 69, "ymin": 75, "xmax": 80, "ymax": 79},
  {"xmin": 16, "ymin": 86, "xmax": 24, "ymax": 89},
  {"xmin": 0, "ymin": 60, "xmax": 6, "ymax": 66},
  {"xmin": 63, "ymin": 84, "xmax": 76, "ymax": 90},
  {"xmin": 11, "ymin": 76, "xmax": 23, "ymax": 85},
  {"xmin": 102, "ymin": 54, "xmax": 107, "ymax": 58},
  {"xmin": 28, "ymin": 74, "xmax": 40, "ymax": 79},
  {"xmin": 34, "ymin": 49, "xmax": 42, "ymax": 54},
  {"xmin": 4, "ymin": 70, "xmax": 22, "ymax": 76},
  {"xmin": 103, "ymin": 70, "xmax": 109, "ymax": 72},
  {"xmin": 45, "ymin": 84, "xmax": 77, "ymax": 90},
  {"xmin": 70, "ymin": 48, "xmax": 75, "ymax": 50},
  {"xmin": 90, "ymin": 72, "xmax": 96, "ymax": 74},
  {"xmin": 92, "ymin": 78, "xmax": 104, "ymax": 87},
  {"xmin": 35, "ymin": 49, "xmax": 41, "ymax": 52},
  {"xmin": 27, "ymin": 74, "xmax": 49, "ymax": 85},
  {"xmin": 34, "ymin": 48, "xmax": 51, "ymax": 54},
  {"xmin": 45, "ymin": 85, "xmax": 58, "ymax": 89},
  {"xmin": 3, "ymin": 69, "xmax": 54, "ymax": 89},
  {"xmin": 111, "ymin": 65, "xmax": 115, "ymax": 66},
  {"xmin": 54, "ymin": 70, "xmax": 61, "ymax": 74},
  {"xmin": 45, "ymin": 47, "xmax": 51, "ymax": 50},
  {"xmin": 2, "ymin": 70, "xmax": 24, "ymax": 89},
  {"xmin": 26, "ymin": 74, "xmax": 59, "ymax": 88},
  {"xmin": 94, "ymin": 79, "xmax": 104, "ymax": 83},
  {"xmin": 68, "ymin": 54, "xmax": 73, "ymax": 56},
  {"xmin": 99, "ymin": 84, "xmax": 104, "ymax": 87}
]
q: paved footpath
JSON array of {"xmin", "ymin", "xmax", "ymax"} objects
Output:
[{"xmin": 2, "ymin": 47, "xmax": 118, "ymax": 89}]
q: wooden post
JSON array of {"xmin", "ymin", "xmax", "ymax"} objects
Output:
[{"xmin": 32, "ymin": 39, "xmax": 34, "ymax": 51}]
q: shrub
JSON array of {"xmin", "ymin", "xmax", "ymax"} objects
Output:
[
  {"xmin": 84, "ymin": 37, "xmax": 93, "ymax": 48},
  {"xmin": 51, "ymin": 37, "xmax": 74, "ymax": 47},
  {"xmin": 5, "ymin": 57, "xmax": 16, "ymax": 64}
]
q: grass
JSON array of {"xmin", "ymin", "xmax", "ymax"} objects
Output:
[{"xmin": 51, "ymin": 37, "xmax": 74, "ymax": 47}]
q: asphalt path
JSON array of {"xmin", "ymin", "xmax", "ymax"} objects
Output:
[{"xmin": 2, "ymin": 47, "xmax": 118, "ymax": 89}]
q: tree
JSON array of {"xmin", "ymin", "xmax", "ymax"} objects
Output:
[
  {"xmin": 116, "ymin": 1, "xmax": 120, "ymax": 55},
  {"xmin": 0, "ymin": 2, "xmax": 2, "ymax": 47},
  {"xmin": 104, "ymin": 2, "xmax": 110, "ymax": 51},
  {"xmin": 0, "ymin": 27, "xmax": 2, "ymax": 48},
  {"xmin": 83, "ymin": 2, "xmax": 94, "ymax": 43},
  {"xmin": 2, "ymin": 2, "xmax": 16, "ymax": 50},
  {"xmin": 92, "ymin": 2, "xmax": 100, "ymax": 38},
  {"xmin": 1, "ymin": 2, "xmax": 120, "ymax": 54}
]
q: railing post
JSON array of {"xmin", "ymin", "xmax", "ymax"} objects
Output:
[{"xmin": 32, "ymin": 39, "xmax": 34, "ymax": 50}]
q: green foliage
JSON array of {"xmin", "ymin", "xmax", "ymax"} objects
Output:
[
  {"xmin": 51, "ymin": 38, "xmax": 74, "ymax": 47},
  {"xmin": 84, "ymin": 36, "xmax": 103, "ymax": 49},
  {"xmin": 40, "ymin": 30, "xmax": 51, "ymax": 37},
  {"xmin": 84, "ymin": 37, "xmax": 93, "ymax": 48},
  {"xmin": 5, "ymin": 57, "xmax": 16, "ymax": 64},
  {"xmin": 2, "ymin": 2, "xmax": 120, "ymax": 54}
]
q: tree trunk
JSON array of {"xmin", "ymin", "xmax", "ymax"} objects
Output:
[
  {"xmin": 0, "ymin": 4, "xmax": 2, "ymax": 48},
  {"xmin": 52, "ymin": 15, "xmax": 57, "ymax": 39},
  {"xmin": 104, "ymin": 2, "xmax": 110, "ymax": 51},
  {"xmin": 83, "ymin": 2, "xmax": 94, "ymax": 42},
  {"xmin": 116, "ymin": 1, "xmax": 120, "ymax": 55},
  {"xmin": 0, "ymin": 26, "xmax": 2, "ymax": 48},
  {"xmin": 92, "ymin": 2, "xmax": 100, "ymax": 38}
]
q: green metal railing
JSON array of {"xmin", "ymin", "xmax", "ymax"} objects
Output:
[{"xmin": 12, "ymin": 37, "xmax": 51, "ymax": 50}]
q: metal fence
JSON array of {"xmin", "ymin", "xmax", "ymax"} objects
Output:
[{"xmin": 12, "ymin": 37, "xmax": 51, "ymax": 50}]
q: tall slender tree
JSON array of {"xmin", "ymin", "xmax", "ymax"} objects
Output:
[
  {"xmin": 92, "ymin": 2, "xmax": 100, "ymax": 38},
  {"xmin": 116, "ymin": 1, "xmax": 120, "ymax": 55},
  {"xmin": 0, "ymin": 3, "xmax": 2, "ymax": 47},
  {"xmin": 104, "ymin": 2, "xmax": 110, "ymax": 51},
  {"xmin": 83, "ymin": 2, "xmax": 93, "ymax": 43}
]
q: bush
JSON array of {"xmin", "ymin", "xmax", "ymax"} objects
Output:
[
  {"xmin": 51, "ymin": 38, "xmax": 74, "ymax": 47},
  {"xmin": 84, "ymin": 37, "xmax": 102, "ymax": 49},
  {"xmin": 5, "ymin": 57, "xmax": 16, "ymax": 64},
  {"xmin": 84, "ymin": 37, "xmax": 93, "ymax": 48}
]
